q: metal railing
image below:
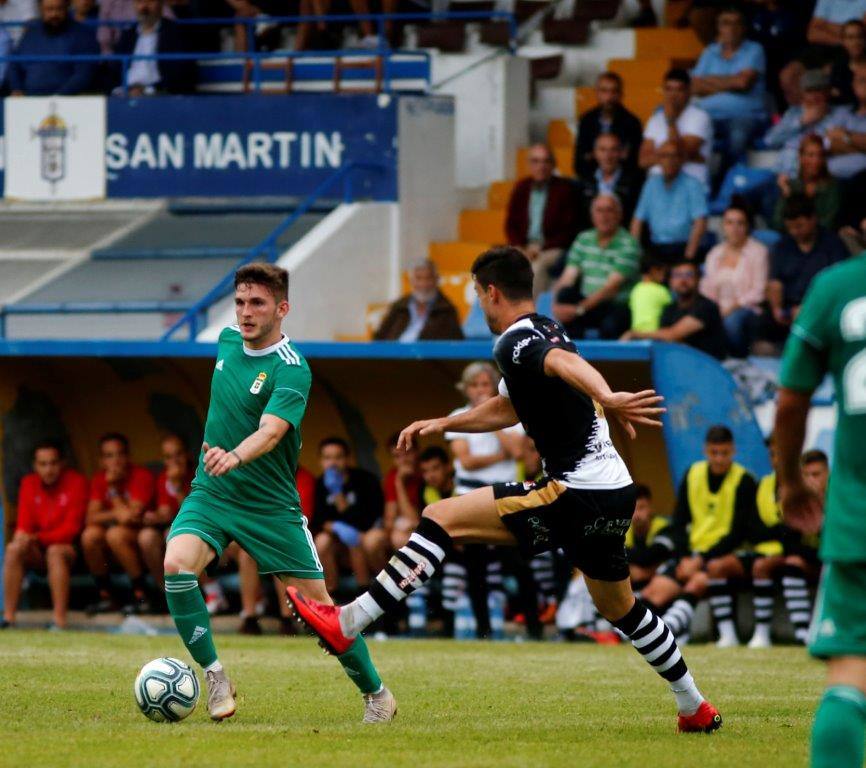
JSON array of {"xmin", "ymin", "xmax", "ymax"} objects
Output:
[{"xmin": 0, "ymin": 161, "xmax": 386, "ymax": 341}]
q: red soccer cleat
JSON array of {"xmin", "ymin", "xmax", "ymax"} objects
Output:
[
  {"xmin": 286, "ymin": 586, "xmax": 354, "ymax": 656},
  {"xmin": 677, "ymin": 701, "xmax": 723, "ymax": 734}
]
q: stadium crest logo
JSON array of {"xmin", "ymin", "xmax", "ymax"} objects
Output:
[{"xmin": 30, "ymin": 101, "xmax": 76, "ymax": 190}]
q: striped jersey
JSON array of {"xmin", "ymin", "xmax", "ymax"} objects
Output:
[
  {"xmin": 565, "ymin": 227, "xmax": 641, "ymax": 304},
  {"xmin": 191, "ymin": 325, "xmax": 312, "ymax": 514}
]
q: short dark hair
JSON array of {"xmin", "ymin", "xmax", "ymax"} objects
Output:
[
  {"xmin": 844, "ymin": 18, "xmax": 866, "ymax": 32},
  {"xmin": 719, "ymin": 5, "xmax": 746, "ymax": 22},
  {"xmin": 725, "ymin": 195, "xmax": 754, "ymax": 231},
  {"xmin": 419, "ymin": 446, "xmax": 449, "ymax": 464},
  {"xmin": 634, "ymin": 483, "xmax": 652, "ymax": 500},
  {"xmin": 705, "ymin": 425, "xmax": 734, "ymax": 444},
  {"xmin": 669, "ymin": 257, "xmax": 698, "ymax": 273},
  {"xmin": 664, "ymin": 68, "xmax": 691, "ymax": 87},
  {"xmin": 597, "ymin": 71, "xmax": 623, "ymax": 90},
  {"xmin": 99, "ymin": 432, "xmax": 129, "ymax": 452},
  {"xmin": 640, "ymin": 256, "xmax": 667, "ymax": 275},
  {"xmin": 801, "ymin": 449, "xmax": 829, "ymax": 466},
  {"xmin": 33, "ymin": 439, "xmax": 63, "ymax": 460},
  {"xmin": 235, "ymin": 263, "xmax": 289, "ymax": 302},
  {"xmin": 782, "ymin": 192, "xmax": 816, "ymax": 221},
  {"xmin": 471, "ymin": 247, "xmax": 534, "ymax": 302},
  {"xmin": 319, "ymin": 436, "xmax": 350, "ymax": 454}
]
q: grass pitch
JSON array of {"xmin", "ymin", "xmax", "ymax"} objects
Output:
[{"xmin": 1, "ymin": 631, "xmax": 820, "ymax": 768}]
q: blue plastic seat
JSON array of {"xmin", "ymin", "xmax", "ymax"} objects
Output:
[
  {"xmin": 462, "ymin": 299, "xmax": 493, "ymax": 339},
  {"xmin": 709, "ymin": 163, "xmax": 776, "ymax": 215}
]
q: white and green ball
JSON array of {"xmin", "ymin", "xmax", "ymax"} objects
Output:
[{"xmin": 134, "ymin": 657, "xmax": 200, "ymax": 722}]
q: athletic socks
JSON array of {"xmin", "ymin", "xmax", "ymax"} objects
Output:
[
  {"xmin": 165, "ymin": 572, "xmax": 218, "ymax": 668},
  {"xmin": 708, "ymin": 578, "xmax": 738, "ymax": 645},
  {"xmin": 812, "ymin": 686, "xmax": 866, "ymax": 768},
  {"xmin": 337, "ymin": 636, "xmax": 383, "ymax": 695},
  {"xmin": 661, "ymin": 595, "xmax": 696, "ymax": 640},
  {"xmin": 341, "ymin": 518, "xmax": 453, "ymax": 638},
  {"xmin": 782, "ymin": 565, "xmax": 812, "ymax": 644},
  {"xmin": 529, "ymin": 551, "xmax": 558, "ymax": 604},
  {"xmin": 612, "ymin": 600, "xmax": 703, "ymax": 715},
  {"xmin": 441, "ymin": 561, "xmax": 467, "ymax": 613},
  {"xmin": 751, "ymin": 578, "xmax": 775, "ymax": 644}
]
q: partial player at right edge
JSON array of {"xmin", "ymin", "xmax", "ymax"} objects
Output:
[{"xmin": 288, "ymin": 246, "xmax": 722, "ymax": 734}]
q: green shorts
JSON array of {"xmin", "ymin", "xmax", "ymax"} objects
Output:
[
  {"xmin": 809, "ymin": 562, "xmax": 866, "ymax": 659},
  {"xmin": 168, "ymin": 488, "xmax": 324, "ymax": 579}
]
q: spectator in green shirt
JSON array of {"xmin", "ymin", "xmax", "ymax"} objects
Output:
[
  {"xmin": 629, "ymin": 258, "xmax": 672, "ymax": 332},
  {"xmin": 552, "ymin": 193, "xmax": 641, "ymax": 338}
]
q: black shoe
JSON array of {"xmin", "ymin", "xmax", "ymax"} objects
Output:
[
  {"xmin": 0, "ymin": 619, "xmax": 13, "ymax": 629},
  {"xmin": 85, "ymin": 597, "xmax": 118, "ymax": 616},
  {"xmin": 279, "ymin": 617, "xmax": 298, "ymax": 636},
  {"xmin": 239, "ymin": 616, "xmax": 262, "ymax": 635}
]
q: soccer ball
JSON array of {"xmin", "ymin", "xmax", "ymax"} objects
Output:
[{"xmin": 134, "ymin": 657, "xmax": 200, "ymax": 722}]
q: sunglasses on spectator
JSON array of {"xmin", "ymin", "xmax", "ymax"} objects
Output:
[{"xmin": 670, "ymin": 268, "xmax": 694, "ymax": 278}]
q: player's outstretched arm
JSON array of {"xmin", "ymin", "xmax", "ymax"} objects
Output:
[
  {"xmin": 397, "ymin": 395, "xmax": 519, "ymax": 450},
  {"xmin": 775, "ymin": 387, "xmax": 824, "ymax": 535},
  {"xmin": 203, "ymin": 414, "xmax": 290, "ymax": 476},
  {"xmin": 543, "ymin": 348, "xmax": 665, "ymax": 439}
]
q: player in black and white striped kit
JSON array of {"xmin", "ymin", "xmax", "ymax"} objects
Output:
[{"xmin": 288, "ymin": 247, "xmax": 722, "ymax": 733}]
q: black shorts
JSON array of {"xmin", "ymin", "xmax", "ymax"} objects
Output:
[{"xmin": 492, "ymin": 478, "xmax": 636, "ymax": 582}]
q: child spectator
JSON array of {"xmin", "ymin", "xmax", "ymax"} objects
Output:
[{"xmin": 628, "ymin": 258, "xmax": 671, "ymax": 333}]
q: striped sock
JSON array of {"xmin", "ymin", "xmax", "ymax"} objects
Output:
[
  {"xmin": 342, "ymin": 518, "xmax": 452, "ymax": 638},
  {"xmin": 441, "ymin": 561, "xmax": 467, "ymax": 612},
  {"xmin": 782, "ymin": 565, "xmax": 812, "ymax": 644},
  {"xmin": 708, "ymin": 578, "xmax": 738, "ymax": 644},
  {"xmin": 530, "ymin": 551, "xmax": 558, "ymax": 602},
  {"xmin": 662, "ymin": 596, "xmax": 696, "ymax": 639},
  {"xmin": 612, "ymin": 600, "xmax": 703, "ymax": 715},
  {"xmin": 751, "ymin": 578, "xmax": 775, "ymax": 642}
]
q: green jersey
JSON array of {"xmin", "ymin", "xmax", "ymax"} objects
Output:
[
  {"xmin": 191, "ymin": 326, "xmax": 312, "ymax": 514},
  {"xmin": 779, "ymin": 253, "xmax": 866, "ymax": 562}
]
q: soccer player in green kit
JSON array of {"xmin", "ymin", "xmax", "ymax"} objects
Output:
[
  {"xmin": 774, "ymin": 251, "xmax": 866, "ymax": 768},
  {"xmin": 162, "ymin": 263, "xmax": 395, "ymax": 723}
]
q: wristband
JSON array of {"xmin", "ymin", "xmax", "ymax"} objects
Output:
[{"xmin": 230, "ymin": 450, "xmax": 243, "ymax": 467}]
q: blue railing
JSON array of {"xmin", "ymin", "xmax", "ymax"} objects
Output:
[{"xmin": 0, "ymin": 161, "xmax": 386, "ymax": 341}]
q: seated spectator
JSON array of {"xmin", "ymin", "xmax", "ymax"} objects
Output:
[
  {"xmin": 312, "ymin": 437, "xmax": 385, "ymax": 595},
  {"xmin": 72, "ymin": 0, "xmax": 96, "ymax": 21},
  {"xmin": 1, "ymin": 441, "xmax": 86, "ymax": 630},
  {"xmin": 0, "ymin": 0, "xmax": 36, "ymax": 45},
  {"xmin": 573, "ymin": 71, "xmax": 643, "ymax": 179},
  {"xmin": 114, "ymin": 0, "xmax": 196, "ymax": 95},
  {"xmin": 750, "ymin": 0, "xmax": 806, "ymax": 109},
  {"xmin": 628, "ymin": 258, "xmax": 671, "ymax": 333},
  {"xmin": 622, "ymin": 259, "xmax": 728, "ymax": 360},
  {"xmin": 80, "ymin": 433, "xmax": 155, "ymax": 614},
  {"xmin": 763, "ymin": 70, "xmax": 848, "ymax": 178},
  {"xmin": 807, "ymin": 0, "xmax": 866, "ymax": 55},
  {"xmin": 700, "ymin": 202, "xmax": 769, "ymax": 358},
  {"xmin": 760, "ymin": 193, "xmax": 849, "ymax": 344},
  {"xmin": 575, "ymin": 134, "xmax": 642, "ymax": 231},
  {"xmin": 294, "ymin": 0, "xmax": 398, "ymax": 51},
  {"xmin": 830, "ymin": 19, "xmax": 866, "ymax": 104},
  {"xmin": 626, "ymin": 484, "xmax": 677, "ymax": 591},
  {"xmin": 8, "ymin": 0, "xmax": 99, "ymax": 95},
  {"xmin": 692, "ymin": 6, "xmax": 768, "ymax": 172},
  {"xmin": 504, "ymin": 144, "xmax": 580, "ymax": 296},
  {"xmin": 373, "ymin": 260, "xmax": 464, "ymax": 341},
  {"xmin": 825, "ymin": 63, "xmax": 866, "ymax": 179},
  {"xmin": 553, "ymin": 193, "xmax": 640, "ymax": 340},
  {"xmin": 382, "ymin": 432, "xmax": 422, "ymax": 551},
  {"xmin": 773, "ymin": 134, "xmax": 842, "ymax": 231},
  {"xmin": 838, "ymin": 167, "xmax": 866, "ymax": 252},
  {"xmin": 631, "ymin": 141, "xmax": 708, "ymax": 263},
  {"xmin": 639, "ymin": 68, "xmax": 713, "ymax": 188}
]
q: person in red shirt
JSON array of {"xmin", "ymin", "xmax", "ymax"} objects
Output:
[
  {"xmin": 80, "ymin": 433, "xmax": 155, "ymax": 614},
  {"xmin": 2, "ymin": 441, "xmax": 87, "ymax": 629},
  {"xmin": 137, "ymin": 434, "xmax": 193, "ymax": 594}
]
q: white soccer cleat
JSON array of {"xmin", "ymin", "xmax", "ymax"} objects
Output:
[
  {"xmin": 747, "ymin": 633, "xmax": 772, "ymax": 649},
  {"xmin": 715, "ymin": 635, "xmax": 740, "ymax": 649},
  {"xmin": 362, "ymin": 686, "xmax": 397, "ymax": 724},
  {"xmin": 205, "ymin": 669, "xmax": 237, "ymax": 721}
]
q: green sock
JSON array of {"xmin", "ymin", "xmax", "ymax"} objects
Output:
[
  {"xmin": 812, "ymin": 686, "xmax": 866, "ymax": 768},
  {"xmin": 165, "ymin": 573, "xmax": 218, "ymax": 669},
  {"xmin": 337, "ymin": 636, "xmax": 383, "ymax": 695}
]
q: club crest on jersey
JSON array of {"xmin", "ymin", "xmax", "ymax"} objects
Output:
[{"xmin": 250, "ymin": 371, "xmax": 267, "ymax": 394}]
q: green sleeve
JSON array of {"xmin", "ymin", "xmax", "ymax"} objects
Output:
[
  {"xmin": 779, "ymin": 275, "xmax": 832, "ymax": 392},
  {"xmin": 611, "ymin": 235, "xmax": 641, "ymax": 280},
  {"xmin": 264, "ymin": 363, "xmax": 312, "ymax": 428},
  {"xmin": 566, "ymin": 236, "xmax": 585, "ymax": 269}
]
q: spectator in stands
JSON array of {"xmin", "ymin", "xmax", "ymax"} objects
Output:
[
  {"xmin": 750, "ymin": 0, "xmax": 806, "ymax": 109},
  {"xmin": 72, "ymin": 0, "xmax": 96, "ymax": 21},
  {"xmin": 373, "ymin": 260, "xmax": 464, "ymax": 341},
  {"xmin": 691, "ymin": 6, "xmax": 768, "ymax": 173},
  {"xmin": 807, "ymin": 0, "xmax": 866, "ymax": 53},
  {"xmin": 575, "ymin": 133, "xmax": 642, "ymax": 231},
  {"xmin": 574, "ymin": 71, "xmax": 643, "ymax": 179},
  {"xmin": 773, "ymin": 134, "xmax": 842, "ymax": 231},
  {"xmin": 700, "ymin": 202, "xmax": 769, "ymax": 358},
  {"xmin": 0, "ymin": 0, "xmax": 36, "ymax": 44},
  {"xmin": 628, "ymin": 258, "xmax": 671, "ymax": 333},
  {"xmin": 639, "ymin": 68, "xmax": 713, "ymax": 188},
  {"xmin": 631, "ymin": 141, "xmax": 708, "ymax": 263},
  {"xmin": 0, "ymin": 24, "xmax": 11, "ymax": 87},
  {"xmin": 505, "ymin": 144, "xmax": 580, "ymax": 295},
  {"xmin": 760, "ymin": 193, "xmax": 849, "ymax": 344},
  {"xmin": 830, "ymin": 19, "xmax": 866, "ymax": 104},
  {"xmin": 1, "ymin": 441, "xmax": 86, "ymax": 630},
  {"xmin": 838, "ymin": 167, "xmax": 866, "ymax": 251},
  {"xmin": 8, "ymin": 0, "xmax": 99, "ymax": 95},
  {"xmin": 113, "ymin": 0, "xmax": 196, "ymax": 95},
  {"xmin": 825, "ymin": 63, "xmax": 866, "ymax": 179},
  {"xmin": 382, "ymin": 432, "xmax": 421, "ymax": 552},
  {"xmin": 623, "ymin": 259, "xmax": 728, "ymax": 360},
  {"xmin": 294, "ymin": 0, "xmax": 398, "ymax": 51},
  {"xmin": 80, "ymin": 433, "xmax": 155, "ymax": 614},
  {"xmin": 98, "ymin": 0, "xmax": 179, "ymax": 54},
  {"xmin": 763, "ymin": 70, "xmax": 847, "ymax": 178},
  {"xmin": 312, "ymin": 437, "xmax": 385, "ymax": 595},
  {"xmin": 626, "ymin": 484, "xmax": 677, "ymax": 591},
  {"xmin": 552, "ymin": 193, "xmax": 640, "ymax": 340}
]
